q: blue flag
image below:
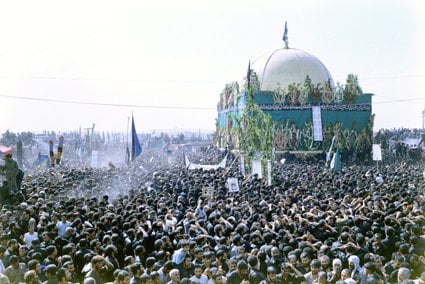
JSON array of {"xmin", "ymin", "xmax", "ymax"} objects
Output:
[
  {"xmin": 131, "ymin": 115, "xmax": 142, "ymax": 161},
  {"xmin": 39, "ymin": 154, "xmax": 50, "ymax": 168},
  {"xmin": 282, "ymin": 21, "xmax": 288, "ymax": 41}
]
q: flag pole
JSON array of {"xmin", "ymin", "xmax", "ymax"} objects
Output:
[
  {"xmin": 126, "ymin": 116, "xmax": 130, "ymax": 164},
  {"xmin": 127, "ymin": 116, "xmax": 130, "ymax": 146}
]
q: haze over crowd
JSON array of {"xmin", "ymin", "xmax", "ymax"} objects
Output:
[{"xmin": 1, "ymin": 0, "xmax": 424, "ymax": 134}]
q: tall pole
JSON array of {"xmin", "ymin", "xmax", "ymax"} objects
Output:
[
  {"xmin": 126, "ymin": 116, "xmax": 130, "ymax": 164},
  {"xmin": 126, "ymin": 116, "xmax": 130, "ymax": 147}
]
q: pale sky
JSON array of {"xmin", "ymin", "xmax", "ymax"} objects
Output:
[{"xmin": 0, "ymin": 0, "xmax": 424, "ymax": 134}]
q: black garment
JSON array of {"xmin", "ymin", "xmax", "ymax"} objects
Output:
[
  {"xmin": 28, "ymin": 246, "xmax": 46, "ymax": 260},
  {"xmin": 73, "ymin": 248, "xmax": 93, "ymax": 279},
  {"xmin": 308, "ymin": 224, "xmax": 338, "ymax": 242},
  {"xmin": 227, "ymin": 270, "xmax": 248, "ymax": 284},
  {"xmin": 295, "ymin": 265, "xmax": 309, "ymax": 275},
  {"xmin": 43, "ymin": 257, "xmax": 57, "ymax": 266},
  {"xmin": 0, "ymin": 183, "xmax": 11, "ymax": 205},
  {"xmin": 176, "ymin": 263, "xmax": 193, "ymax": 279},
  {"xmin": 369, "ymin": 241, "xmax": 389, "ymax": 260},
  {"xmin": 381, "ymin": 236, "xmax": 399, "ymax": 254},
  {"xmin": 268, "ymin": 257, "xmax": 285, "ymax": 272},
  {"xmin": 277, "ymin": 273, "xmax": 304, "ymax": 284},
  {"xmin": 249, "ymin": 268, "xmax": 266, "ymax": 284},
  {"xmin": 104, "ymin": 256, "xmax": 119, "ymax": 282}
]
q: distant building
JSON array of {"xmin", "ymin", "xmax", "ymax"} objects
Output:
[{"xmin": 216, "ymin": 26, "xmax": 374, "ymax": 154}]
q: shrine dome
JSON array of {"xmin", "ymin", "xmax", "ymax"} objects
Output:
[{"xmin": 252, "ymin": 47, "xmax": 335, "ymax": 92}]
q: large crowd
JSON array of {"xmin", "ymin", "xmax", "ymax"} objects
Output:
[{"xmin": 0, "ymin": 143, "xmax": 424, "ymax": 284}]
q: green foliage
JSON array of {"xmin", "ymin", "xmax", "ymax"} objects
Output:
[
  {"xmin": 231, "ymin": 88, "xmax": 274, "ymax": 161},
  {"xmin": 343, "ymin": 74, "xmax": 362, "ymax": 104},
  {"xmin": 268, "ymin": 74, "xmax": 364, "ymax": 105}
]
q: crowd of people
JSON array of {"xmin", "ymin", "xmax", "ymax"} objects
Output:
[{"xmin": 0, "ymin": 143, "xmax": 424, "ymax": 284}]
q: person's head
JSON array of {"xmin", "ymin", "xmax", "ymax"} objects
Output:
[
  {"xmin": 5, "ymin": 154, "xmax": 12, "ymax": 161},
  {"xmin": 320, "ymin": 255, "xmax": 330, "ymax": 269},
  {"xmin": 280, "ymin": 264, "xmax": 292, "ymax": 277},
  {"xmin": 236, "ymin": 261, "xmax": 249, "ymax": 279},
  {"xmin": 150, "ymin": 271, "xmax": 160, "ymax": 284},
  {"xmin": 193, "ymin": 264, "xmax": 203, "ymax": 278},
  {"xmin": 348, "ymin": 255, "xmax": 360, "ymax": 271},
  {"xmin": 19, "ymin": 245, "xmax": 28, "ymax": 256},
  {"xmin": 398, "ymin": 267, "xmax": 411, "ymax": 282},
  {"xmin": 317, "ymin": 271, "xmax": 328, "ymax": 284},
  {"xmin": 129, "ymin": 263, "xmax": 141, "ymax": 277},
  {"xmin": 247, "ymin": 255, "xmax": 258, "ymax": 269},
  {"xmin": 193, "ymin": 247, "xmax": 203, "ymax": 261},
  {"xmin": 227, "ymin": 259, "xmax": 237, "ymax": 271},
  {"xmin": 183, "ymin": 254, "xmax": 192, "ymax": 268},
  {"xmin": 310, "ymin": 259, "xmax": 321, "ymax": 275},
  {"xmin": 213, "ymin": 271, "xmax": 226, "ymax": 284},
  {"xmin": 117, "ymin": 270, "xmax": 131, "ymax": 284},
  {"xmin": 9, "ymin": 254, "xmax": 20, "ymax": 267},
  {"xmin": 140, "ymin": 274, "xmax": 153, "ymax": 284},
  {"xmin": 57, "ymin": 268, "xmax": 69, "ymax": 284},
  {"xmin": 45, "ymin": 264, "xmax": 58, "ymax": 279},
  {"xmin": 332, "ymin": 258, "xmax": 342, "ymax": 272},
  {"xmin": 145, "ymin": 257, "xmax": 156, "ymax": 270},
  {"xmin": 236, "ymin": 246, "xmax": 245, "ymax": 256},
  {"xmin": 46, "ymin": 245, "xmax": 57, "ymax": 257},
  {"xmin": 169, "ymin": 269, "xmax": 180, "ymax": 284},
  {"xmin": 7, "ymin": 239, "xmax": 18, "ymax": 250},
  {"xmin": 179, "ymin": 240, "xmax": 190, "ymax": 252},
  {"xmin": 271, "ymin": 247, "xmax": 280, "ymax": 258},
  {"xmin": 266, "ymin": 266, "xmax": 277, "ymax": 281},
  {"xmin": 288, "ymin": 254, "xmax": 298, "ymax": 266},
  {"xmin": 91, "ymin": 255, "xmax": 105, "ymax": 272},
  {"xmin": 340, "ymin": 268, "xmax": 351, "ymax": 280},
  {"xmin": 203, "ymin": 251, "xmax": 214, "ymax": 266},
  {"xmin": 300, "ymin": 252, "xmax": 311, "ymax": 267},
  {"xmin": 363, "ymin": 262, "xmax": 376, "ymax": 275},
  {"xmin": 24, "ymin": 270, "xmax": 39, "ymax": 284},
  {"xmin": 62, "ymin": 261, "xmax": 75, "ymax": 273},
  {"xmin": 28, "ymin": 259, "xmax": 41, "ymax": 275}
]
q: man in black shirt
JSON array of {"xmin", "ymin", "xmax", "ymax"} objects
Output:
[{"xmin": 227, "ymin": 260, "xmax": 250, "ymax": 284}]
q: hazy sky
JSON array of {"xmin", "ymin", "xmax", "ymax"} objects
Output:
[{"xmin": 0, "ymin": 0, "xmax": 424, "ymax": 134}]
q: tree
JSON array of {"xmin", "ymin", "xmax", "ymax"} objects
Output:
[
  {"xmin": 231, "ymin": 87, "xmax": 274, "ymax": 161},
  {"xmin": 343, "ymin": 74, "xmax": 362, "ymax": 104}
]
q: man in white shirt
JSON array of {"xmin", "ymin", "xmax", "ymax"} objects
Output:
[
  {"xmin": 190, "ymin": 265, "xmax": 208, "ymax": 284},
  {"xmin": 23, "ymin": 226, "xmax": 38, "ymax": 249},
  {"xmin": 56, "ymin": 214, "xmax": 71, "ymax": 238}
]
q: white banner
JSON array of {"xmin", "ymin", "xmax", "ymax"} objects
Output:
[
  {"xmin": 312, "ymin": 106, "xmax": 323, "ymax": 141},
  {"xmin": 372, "ymin": 144, "xmax": 382, "ymax": 161},
  {"xmin": 251, "ymin": 159, "xmax": 262, "ymax": 178},
  {"xmin": 187, "ymin": 155, "xmax": 227, "ymax": 170}
]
